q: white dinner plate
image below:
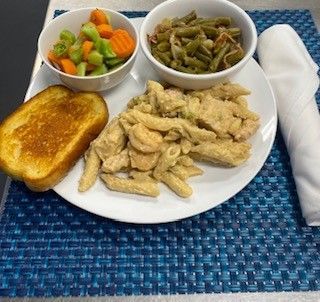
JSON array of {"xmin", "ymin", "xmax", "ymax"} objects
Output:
[{"xmin": 25, "ymin": 18, "xmax": 277, "ymax": 224}]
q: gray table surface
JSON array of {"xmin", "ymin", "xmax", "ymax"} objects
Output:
[
  {"xmin": 1, "ymin": 0, "xmax": 320, "ymax": 301},
  {"xmin": 0, "ymin": 0, "xmax": 49, "ymax": 201}
]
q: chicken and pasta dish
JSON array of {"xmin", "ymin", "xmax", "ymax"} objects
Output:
[{"xmin": 78, "ymin": 80, "xmax": 260, "ymax": 198}]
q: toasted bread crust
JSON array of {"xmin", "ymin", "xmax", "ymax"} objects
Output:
[{"xmin": 0, "ymin": 86, "xmax": 108, "ymax": 191}]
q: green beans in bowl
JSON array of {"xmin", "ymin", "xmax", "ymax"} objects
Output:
[
  {"xmin": 140, "ymin": 0, "xmax": 257, "ymax": 90},
  {"xmin": 148, "ymin": 10, "xmax": 244, "ymax": 74}
]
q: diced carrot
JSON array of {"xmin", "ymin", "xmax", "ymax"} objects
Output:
[
  {"xmin": 90, "ymin": 9, "xmax": 108, "ymax": 25},
  {"xmin": 96, "ymin": 24, "xmax": 113, "ymax": 38},
  {"xmin": 60, "ymin": 58, "xmax": 77, "ymax": 75},
  {"xmin": 82, "ymin": 40, "xmax": 94, "ymax": 61},
  {"xmin": 110, "ymin": 30, "xmax": 135, "ymax": 58},
  {"xmin": 48, "ymin": 50, "xmax": 61, "ymax": 66}
]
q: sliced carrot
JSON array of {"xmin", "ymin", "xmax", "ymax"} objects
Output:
[
  {"xmin": 60, "ymin": 58, "xmax": 77, "ymax": 75},
  {"xmin": 48, "ymin": 50, "xmax": 61, "ymax": 66},
  {"xmin": 110, "ymin": 30, "xmax": 135, "ymax": 58},
  {"xmin": 112, "ymin": 29, "xmax": 129, "ymax": 36},
  {"xmin": 96, "ymin": 24, "xmax": 113, "ymax": 38},
  {"xmin": 82, "ymin": 40, "xmax": 94, "ymax": 61},
  {"xmin": 90, "ymin": 9, "xmax": 108, "ymax": 25}
]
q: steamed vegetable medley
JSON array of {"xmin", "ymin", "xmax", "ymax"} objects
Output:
[
  {"xmin": 148, "ymin": 10, "xmax": 244, "ymax": 74},
  {"xmin": 48, "ymin": 9, "xmax": 135, "ymax": 76}
]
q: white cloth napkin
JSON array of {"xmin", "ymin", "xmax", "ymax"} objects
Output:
[{"xmin": 257, "ymin": 24, "xmax": 320, "ymax": 226}]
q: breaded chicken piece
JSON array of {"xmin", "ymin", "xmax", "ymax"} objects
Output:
[{"xmin": 197, "ymin": 95, "xmax": 259, "ymax": 141}]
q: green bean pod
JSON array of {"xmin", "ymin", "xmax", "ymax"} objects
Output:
[
  {"xmin": 213, "ymin": 16, "xmax": 232, "ymax": 26},
  {"xmin": 201, "ymin": 25, "xmax": 219, "ymax": 38},
  {"xmin": 226, "ymin": 27, "xmax": 241, "ymax": 37},
  {"xmin": 153, "ymin": 53, "xmax": 165, "ymax": 65},
  {"xmin": 173, "ymin": 10, "xmax": 197, "ymax": 26},
  {"xmin": 199, "ymin": 70, "xmax": 214, "ymax": 74},
  {"xmin": 197, "ymin": 20, "xmax": 217, "ymax": 26},
  {"xmin": 148, "ymin": 11, "xmax": 244, "ymax": 74},
  {"xmin": 174, "ymin": 65, "xmax": 196, "ymax": 74},
  {"xmin": 156, "ymin": 51, "xmax": 172, "ymax": 66},
  {"xmin": 157, "ymin": 31, "xmax": 171, "ymax": 42},
  {"xmin": 181, "ymin": 37, "xmax": 193, "ymax": 45},
  {"xmin": 209, "ymin": 43, "xmax": 231, "ymax": 72},
  {"xmin": 194, "ymin": 67, "xmax": 207, "ymax": 74},
  {"xmin": 157, "ymin": 41, "xmax": 171, "ymax": 52},
  {"xmin": 194, "ymin": 51, "xmax": 212, "ymax": 64},
  {"xmin": 171, "ymin": 44, "xmax": 186, "ymax": 60},
  {"xmin": 174, "ymin": 21, "xmax": 188, "ymax": 28},
  {"xmin": 184, "ymin": 56, "xmax": 207, "ymax": 69},
  {"xmin": 184, "ymin": 37, "xmax": 201, "ymax": 56},
  {"xmin": 170, "ymin": 59, "xmax": 182, "ymax": 69},
  {"xmin": 175, "ymin": 26, "xmax": 201, "ymax": 37},
  {"xmin": 198, "ymin": 44, "xmax": 213, "ymax": 58},
  {"xmin": 202, "ymin": 39, "xmax": 214, "ymax": 50},
  {"xmin": 188, "ymin": 17, "xmax": 205, "ymax": 26},
  {"xmin": 201, "ymin": 16, "xmax": 232, "ymax": 26}
]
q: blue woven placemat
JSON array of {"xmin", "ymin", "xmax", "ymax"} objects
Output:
[{"xmin": 1, "ymin": 9, "xmax": 320, "ymax": 297}]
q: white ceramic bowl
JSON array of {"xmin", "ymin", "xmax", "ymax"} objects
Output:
[
  {"xmin": 38, "ymin": 7, "xmax": 139, "ymax": 91},
  {"xmin": 140, "ymin": 0, "xmax": 257, "ymax": 90}
]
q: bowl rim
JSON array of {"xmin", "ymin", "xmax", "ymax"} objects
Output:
[
  {"xmin": 139, "ymin": 0, "xmax": 258, "ymax": 79},
  {"xmin": 38, "ymin": 7, "xmax": 139, "ymax": 80}
]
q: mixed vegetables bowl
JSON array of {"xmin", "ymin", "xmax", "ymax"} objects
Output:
[{"xmin": 38, "ymin": 7, "xmax": 139, "ymax": 91}]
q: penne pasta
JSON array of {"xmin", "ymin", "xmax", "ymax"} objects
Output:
[
  {"xmin": 100, "ymin": 174, "xmax": 160, "ymax": 197},
  {"xmin": 153, "ymin": 143, "xmax": 181, "ymax": 180},
  {"xmin": 78, "ymin": 146, "xmax": 101, "ymax": 192},
  {"xmin": 170, "ymin": 164, "xmax": 203, "ymax": 180},
  {"xmin": 161, "ymin": 171, "xmax": 193, "ymax": 198}
]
